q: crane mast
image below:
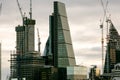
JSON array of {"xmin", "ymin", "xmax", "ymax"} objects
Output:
[
  {"xmin": 100, "ymin": 24, "xmax": 104, "ymax": 74},
  {"xmin": 29, "ymin": 0, "xmax": 32, "ymax": 19},
  {"xmin": 16, "ymin": 0, "xmax": 24, "ymax": 19},
  {"xmin": 37, "ymin": 28, "xmax": 41, "ymax": 54}
]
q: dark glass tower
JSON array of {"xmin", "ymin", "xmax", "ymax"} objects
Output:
[
  {"xmin": 104, "ymin": 21, "xmax": 120, "ymax": 73},
  {"xmin": 44, "ymin": 1, "xmax": 76, "ymax": 68}
]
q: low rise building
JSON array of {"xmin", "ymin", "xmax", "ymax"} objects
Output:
[{"xmin": 67, "ymin": 66, "xmax": 88, "ymax": 80}]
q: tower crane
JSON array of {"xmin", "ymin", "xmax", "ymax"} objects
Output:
[
  {"xmin": 29, "ymin": 0, "xmax": 32, "ymax": 19},
  {"xmin": 100, "ymin": 24, "xmax": 104, "ymax": 74},
  {"xmin": 37, "ymin": 28, "xmax": 41, "ymax": 54},
  {"xmin": 99, "ymin": 0, "xmax": 110, "ymax": 74},
  {"xmin": 16, "ymin": 0, "xmax": 24, "ymax": 19}
]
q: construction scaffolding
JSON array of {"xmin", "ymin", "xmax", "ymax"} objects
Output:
[{"xmin": 10, "ymin": 52, "xmax": 47, "ymax": 80}]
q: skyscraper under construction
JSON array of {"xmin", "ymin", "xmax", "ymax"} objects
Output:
[
  {"xmin": 104, "ymin": 20, "xmax": 120, "ymax": 73},
  {"xmin": 10, "ymin": 1, "xmax": 77, "ymax": 80},
  {"xmin": 16, "ymin": 18, "xmax": 35, "ymax": 54},
  {"xmin": 10, "ymin": 1, "xmax": 45, "ymax": 79}
]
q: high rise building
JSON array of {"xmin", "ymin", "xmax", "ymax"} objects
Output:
[
  {"xmin": 15, "ymin": 18, "xmax": 35, "ymax": 54},
  {"xmin": 104, "ymin": 20, "xmax": 120, "ymax": 73},
  {"xmin": 11, "ymin": 1, "xmax": 77, "ymax": 80},
  {"xmin": 10, "ymin": 17, "xmax": 44, "ymax": 80},
  {"xmin": 44, "ymin": 1, "xmax": 76, "ymax": 68}
]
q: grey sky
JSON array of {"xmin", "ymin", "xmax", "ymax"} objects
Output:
[{"xmin": 0, "ymin": 0, "xmax": 120, "ymax": 79}]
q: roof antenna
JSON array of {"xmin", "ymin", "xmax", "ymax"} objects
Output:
[{"xmin": 29, "ymin": 0, "xmax": 32, "ymax": 19}]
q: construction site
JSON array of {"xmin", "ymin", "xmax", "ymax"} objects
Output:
[
  {"xmin": 8, "ymin": 0, "xmax": 87, "ymax": 80},
  {"xmin": 9, "ymin": 0, "xmax": 52, "ymax": 80}
]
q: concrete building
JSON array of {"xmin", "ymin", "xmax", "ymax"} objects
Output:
[
  {"xmin": 10, "ymin": 16, "xmax": 43, "ymax": 80},
  {"xmin": 15, "ymin": 18, "xmax": 35, "ymax": 54}
]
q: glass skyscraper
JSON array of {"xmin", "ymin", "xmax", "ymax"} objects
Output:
[{"xmin": 44, "ymin": 1, "xmax": 76, "ymax": 68}]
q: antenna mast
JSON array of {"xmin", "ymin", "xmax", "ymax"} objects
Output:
[{"xmin": 29, "ymin": 0, "xmax": 32, "ymax": 19}]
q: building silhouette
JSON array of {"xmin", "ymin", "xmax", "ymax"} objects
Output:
[{"xmin": 104, "ymin": 20, "xmax": 120, "ymax": 73}]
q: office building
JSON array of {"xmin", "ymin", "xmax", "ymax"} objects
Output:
[
  {"xmin": 104, "ymin": 20, "xmax": 120, "ymax": 73},
  {"xmin": 44, "ymin": 1, "xmax": 76, "ymax": 68},
  {"xmin": 67, "ymin": 66, "xmax": 87, "ymax": 80},
  {"xmin": 10, "ymin": 1, "xmax": 78, "ymax": 80}
]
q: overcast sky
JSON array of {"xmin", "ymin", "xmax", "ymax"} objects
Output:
[{"xmin": 0, "ymin": 0, "xmax": 120, "ymax": 79}]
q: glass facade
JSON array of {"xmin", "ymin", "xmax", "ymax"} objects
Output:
[
  {"xmin": 44, "ymin": 1, "xmax": 76, "ymax": 67},
  {"xmin": 67, "ymin": 66, "xmax": 87, "ymax": 80},
  {"xmin": 53, "ymin": 1, "xmax": 76, "ymax": 67}
]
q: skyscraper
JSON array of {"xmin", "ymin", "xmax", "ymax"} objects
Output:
[
  {"xmin": 44, "ymin": 1, "xmax": 76, "ymax": 67},
  {"xmin": 104, "ymin": 20, "xmax": 120, "ymax": 73},
  {"xmin": 16, "ymin": 18, "xmax": 35, "ymax": 54}
]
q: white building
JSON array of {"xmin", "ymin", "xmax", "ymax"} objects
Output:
[{"xmin": 67, "ymin": 66, "xmax": 88, "ymax": 80}]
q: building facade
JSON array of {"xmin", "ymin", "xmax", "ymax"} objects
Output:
[
  {"xmin": 11, "ymin": 1, "xmax": 78, "ymax": 80},
  {"xmin": 104, "ymin": 20, "xmax": 120, "ymax": 73},
  {"xmin": 15, "ymin": 18, "xmax": 35, "ymax": 54},
  {"xmin": 67, "ymin": 66, "xmax": 87, "ymax": 80}
]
